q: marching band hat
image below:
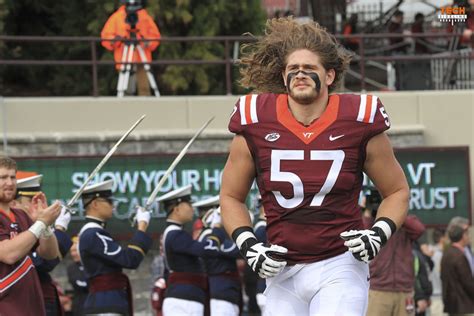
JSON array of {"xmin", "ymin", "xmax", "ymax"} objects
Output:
[
  {"xmin": 158, "ymin": 184, "xmax": 192, "ymax": 214},
  {"xmin": 16, "ymin": 175, "xmax": 43, "ymax": 198},
  {"xmin": 81, "ymin": 179, "xmax": 115, "ymax": 207},
  {"xmin": 192, "ymin": 195, "xmax": 220, "ymax": 210}
]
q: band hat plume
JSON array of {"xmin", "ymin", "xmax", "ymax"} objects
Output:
[
  {"xmin": 192, "ymin": 195, "xmax": 220, "ymax": 210},
  {"xmin": 157, "ymin": 184, "xmax": 193, "ymax": 213},
  {"xmin": 81, "ymin": 179, "xmax": 115, "ymax": 202},
  {"xmin": 16, "ymin": 174, "xmax": 43, "ymax": 198}
]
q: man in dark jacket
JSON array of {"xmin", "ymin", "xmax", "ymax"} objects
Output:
[
  {"xmin": 441, "ymin": 216, "xmax": 474, "ymax": 315},
  {"xmin": 363, "ymin": 188, "xmax": 426, "ymax": 316},
  {"xmin": 413, "ymin": 241, "xmax": 433, "ymax": 316}
]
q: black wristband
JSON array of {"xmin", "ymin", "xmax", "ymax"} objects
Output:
[
  {"xmin": 231, "ymin": 226, "xmax": 257, "ymax": 255},
  {"xmin": 373, "ymin": 217, "xmax": 397, "ymax": 245}
]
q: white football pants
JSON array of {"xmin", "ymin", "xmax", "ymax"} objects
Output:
[
  {"xmin": 162, "ymin": 297, "xmax": 204, "ymax": 316},
  {"xmin": 210, "ymin": 298, "xmax": 239, "ymax": 316},
  {"xmin": 263, "ymin": 251, "xmax": 369, "ymax": 316}
]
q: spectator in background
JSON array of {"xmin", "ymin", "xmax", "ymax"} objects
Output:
[
  {"xmin": 101, "ymin": 0, "xmax": 161, "ymax": 96},
  {"xmin": 67, "ymin": 236, "xmax": 88, "ymax": 316},
  {"xmin": 441, "ymin": 216, "xmax": 474, "ymax": 315},
  {"xmin": 364, "ymin": 188, "xmax": 426, "ymax": 316},
  {"xmin": 413, "ymin": 240, "xmax": 433, "ymax": 316},
  {"xmin": 411, "ymin": 13, "xmax": 429, "ymax": 54},
  {"xmin": 388, "ymin": 10, "xmax": 408, "ymax": 54},
  {"xmin": 342, "ymin": 13, "xmax": 360, "ymax": 52},
  {"xmin": 423, "ymin": 228, "xmax": 446, "ymax": 316},
  {"xmin": 462, "ymin": 0, "xmax": 474, "ymax": 46},
  {"xmin": 387, "ymin": 10, "xmax": 410, "ymax": 90}
]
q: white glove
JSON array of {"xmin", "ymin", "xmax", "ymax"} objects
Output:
[
  {"xmin": 210, "ymin": 207, "xmax": 221, "ymax": 228},
  {"xmin": 233, "ymin": 227, "xmax": 287, "ymax": 278},
  {"xmin": 246, "ymin": 242, "xmax": 288, "ymax": 278},
  {"xmin": 135, "ymin": 206, "xmax": 151, "ymax": 225},
  {"xmin": 55, "ymin": 205, "xmax": 71, "ymax": 231},
  {"xmin": 340, "ymin": 217, "xmax": 396, "ymax": 263}
]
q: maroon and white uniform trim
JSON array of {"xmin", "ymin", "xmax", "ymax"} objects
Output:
[{"xmin": 229, "ymin": 93, "xmax": 390, "ymax": 264}]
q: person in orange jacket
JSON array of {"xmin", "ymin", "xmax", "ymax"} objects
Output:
[{"xmin": 101, "ymin": 0, "xmax": 161, "ymax": 96}]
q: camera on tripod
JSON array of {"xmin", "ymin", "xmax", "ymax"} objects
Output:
[
  {"xmin": 122, "ymin": 0, "xmax": 146, "ymax": 29},
  {"xmin": 114, "ymin": 0, "xmax": 160, "ymax": 97}
]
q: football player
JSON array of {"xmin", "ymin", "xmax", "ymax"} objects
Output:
[{"xmin": 220, "ymin": 17, "xmax": 409, "ymax": 316}]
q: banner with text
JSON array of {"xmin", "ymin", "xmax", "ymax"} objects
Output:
[{"xmin": 15, "ymin": 147, "xmax": 470, "ymax": 235}]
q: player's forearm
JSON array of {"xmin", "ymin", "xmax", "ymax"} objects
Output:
[
  {"xmin": 375, "ymin": 186, "xmax": 409, "ymax": 230},
  {"xmin": 220, "ymin": 135, "xmax": 256, "ymax": 236},
  {"xmin": 37, "ymin": 234, "xmax": 60, "ymax": 260},
  {"xmin": 221, "ymin": 195, "xmax": 254, "ymax": 237},
  {"xmin": 0, "ymin": 232, "xmax": 37, "ymax": 264}
]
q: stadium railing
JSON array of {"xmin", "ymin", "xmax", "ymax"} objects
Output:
[{"xmin": 0, "ymin": 33, "xmax": 472, "ymax": 96}]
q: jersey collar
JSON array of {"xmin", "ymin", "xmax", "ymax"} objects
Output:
[{"xmin": 276, "ymin": 94, "xmax": 340, "ymax": 144}]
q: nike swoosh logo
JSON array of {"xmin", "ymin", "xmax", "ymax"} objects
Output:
[{"xmin": 329, "ymin": 134, "xmax": 345, "ymax": 141}]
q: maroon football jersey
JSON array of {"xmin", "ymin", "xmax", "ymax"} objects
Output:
[
  {"xmin": 0, "ymin": 208, "xmax": 46, "ymax": 315},
  {"xmin": 229, "ymin": 93, "xmax": 390, "ymax": 264}
]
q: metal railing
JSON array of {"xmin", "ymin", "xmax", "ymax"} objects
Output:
[{"xmin": 0, "ymin": 33, "xmax": 472, "ymax": 96}]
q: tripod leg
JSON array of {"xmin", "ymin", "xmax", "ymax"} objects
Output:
[
  {"xmin": 136, "ymin": 45, "xmax": 160, "ymax": 97},
  {"xmin": 117, "ymin": 44, "xmax": 129, "ymax": 97},
  {"xmin": 122, "ymin": 43, "xmax": 135, "ymax": 96}
]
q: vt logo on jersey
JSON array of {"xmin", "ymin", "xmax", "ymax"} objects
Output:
[
  {"xmin": 302, "ymin": 132, "xmax": 314, "ymax": 139},
  {"xmin": 265, "ymin": 132, "xmax": 280, "ymax": 142}
]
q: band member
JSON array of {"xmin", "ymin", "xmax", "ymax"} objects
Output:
[
  {"xmin": 67, "ymin": 236, "xmax": 89, "ymax": 316},
  {"xmin": 12, "ymin": 174, "xmax": 73, "ymax": 316},
  {"xmin": 78, "ymin": 179, "xmax": 152, "ymax": 315},
  {"xmin": 192, "ymin": 195, "xmax": 220, "ymax": 239},
  {"xmin": 196, "ymin": 196, "xmax": 242, "ymax": 316},
  {"xmin": 161, "ymin": 185, "xmax": 226, "ymax": 316}
]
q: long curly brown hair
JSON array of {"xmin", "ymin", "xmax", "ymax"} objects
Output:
[{"xmin": 239, "ymin": 17, "xmax": 353, "ymax": 93}]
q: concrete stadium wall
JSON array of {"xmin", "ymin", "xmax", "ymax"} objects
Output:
[
  {"xmin": 1, "ymin": 91, "xmax": 472, "ymax": 155},
  {"xmin": 2, "ymin": 91, "xmax": 472, "ymax": 144}
]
